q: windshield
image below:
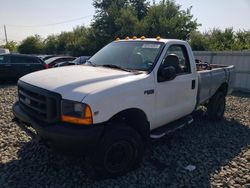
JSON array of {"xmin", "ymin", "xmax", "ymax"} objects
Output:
[{"xmin": 88, "ymin": 41, "xmax": 164, "ymax": 71}]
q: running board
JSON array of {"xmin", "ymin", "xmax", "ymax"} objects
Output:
[{"xmin": 150, "ymin": 115, "xmax": 194, "ymax": 139}]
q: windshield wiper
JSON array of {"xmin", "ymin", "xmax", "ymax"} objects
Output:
[
  {"xmin": 86, "ymin": 60, "xmax": 97, "ymax": 67},
  {"xmin": 101, "ymin": 64, "xmax": 133, "ymax": 72}
]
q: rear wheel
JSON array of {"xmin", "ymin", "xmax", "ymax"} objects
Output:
[
  {"xmin": 90, "ymin": 124, "xmax": 144, "ymax": 177},
  {"xmin": 207, "ymin": 91, "xmax": 226, "ymax": 120}
]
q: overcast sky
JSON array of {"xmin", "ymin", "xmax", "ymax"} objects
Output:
[{"xmin": 0, "ymin": 0, "xmax": 250, "ymax": 44}]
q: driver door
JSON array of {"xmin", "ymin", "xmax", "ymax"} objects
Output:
[{"xmin": 154, "ymin": 44, "xmax": 197, "ymax": 128}]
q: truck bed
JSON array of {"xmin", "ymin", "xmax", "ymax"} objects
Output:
[{"xmin": 197, "ymin": 64, "xmax": 235, "ymax": 105}]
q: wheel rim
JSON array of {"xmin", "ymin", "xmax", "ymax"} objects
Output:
[{"xmin": 104, "ymin": 140, "xmax": 135, "ymax": 174}]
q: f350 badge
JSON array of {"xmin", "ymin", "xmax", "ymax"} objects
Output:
[{"xmin": 144, "ymin": 89, "xmax": 154, "ymax": 95}]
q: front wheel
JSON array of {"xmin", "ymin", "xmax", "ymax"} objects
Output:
[
  {"xmin": 207, "ymin": 91, "xmax": 226, "ymax": 121},
  {"xmin": 90, "ymin": 124, "xmax": 144, "ymax": 177}
]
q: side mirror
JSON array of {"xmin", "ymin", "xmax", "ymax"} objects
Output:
[{"xmin": 158, "ymin": 66, "xmax": 176, "ymax": 82}]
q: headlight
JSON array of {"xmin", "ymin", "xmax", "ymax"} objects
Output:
[{"xmin": 61, "ymin": 99, "xmax": 93, "ymax": 125}]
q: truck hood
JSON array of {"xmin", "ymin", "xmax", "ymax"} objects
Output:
[{"xmin": 20, "ymin": 65, "xmax": 143, "ymax": 101}]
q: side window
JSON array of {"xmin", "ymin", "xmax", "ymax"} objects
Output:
[
  {"xmin": 25, "ymin": 57, "xmax": 36, "ymax": 64},
  {"xmin": 163, "ymin": 45, "xmax": 191, "ymax": 74},
  {"xmin": 0, "ymin": 55, "xmax": 4, "ymax": 64},
  {"xmin": 30, "ymin": 58, "xmax": 41, "ymax": 64},
  {"xmin": 0, "ymin": 55, "xmax": 9, "ymax": 64},
  {"xmin": 11, "ymin": 56, "xmax": 36, "ymax": 64},
  {"xmin": 11, "ymin": 56, "xmax": 25, "ymax": 64},
  {"xmin": 54, "ymin": 59, "xmax": 61, "ymax": 64},
  {"xmin": 36, "ymin": 58, "xmax": 42, "ymax": 64}
]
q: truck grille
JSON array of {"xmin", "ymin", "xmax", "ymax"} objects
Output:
[{"xmin": 18, "ymin": 81, "xmax": 61, "ymax": 123}]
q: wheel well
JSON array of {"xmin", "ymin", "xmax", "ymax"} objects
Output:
[
  {"xmin": 218, "ymin": 83, "xmax": 228, "ymax": 96},
  {"xmin": 109, "ymin": 108, "xmax": 150, "ymax": 140}
]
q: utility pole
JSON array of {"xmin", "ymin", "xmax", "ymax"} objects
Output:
[{"xmin": 4, "ymin": 24, "xmax": 8, "ymax": 45}]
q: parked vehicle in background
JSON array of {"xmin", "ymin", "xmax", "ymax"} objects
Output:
[
  {"xmin": 45, "ymin": 56, "xmax": 76, "ymax": 68},
  {"xmin": 73, "ymin": 56, "xmax": 90, "ymax": 64},
  {"xmin": 0, "ymin": 48, "xmax": 10, "ymax": 54},
  {"xmin": 0, "ymin": 54, "xmax": 46, "ymax": 81},
  {"xmin": 37, "ymin": 55, "xmax": 57, "ymax": 61},
  {"xmin": 13, "ymin": 38, "xmax": 235, "ymax": 177},
  {"xmin": 54, "ymin": 56, "xmax": 90, "ymax": 67}
]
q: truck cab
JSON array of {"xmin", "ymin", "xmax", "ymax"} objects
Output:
[{"xmin": 13, "ymin": 38, "xmax": 234, "ymax": 177}]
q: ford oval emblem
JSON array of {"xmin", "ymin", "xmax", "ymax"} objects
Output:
[{"xmin": 24, "ymin": 98, "xmax": 31, "ymax": 105}]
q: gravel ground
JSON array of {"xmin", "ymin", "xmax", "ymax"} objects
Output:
[{"xmin": 0, "ymin": 84, "xmax": 249, "ymax": 188}]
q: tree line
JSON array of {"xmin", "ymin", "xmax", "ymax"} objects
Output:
[{"xmin": 1, "ymin": 0, "xmax": 250, "ymax": 56}]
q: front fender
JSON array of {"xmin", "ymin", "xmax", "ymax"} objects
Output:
[{"xmin": 83, "ymin": 75, "xmax": 155, "ymax": 125}]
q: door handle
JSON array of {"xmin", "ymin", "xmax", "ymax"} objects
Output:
[
  {"xmin": 4, "ymin": 64, "xmax": 11, "ymax": 67},
  {"xmin": 192, "ymin": 80, "xmax": 196, "ymax": 89},
  {"xmin": 25, "ymin": 64, "xmax": 31, "ymax": 67}
]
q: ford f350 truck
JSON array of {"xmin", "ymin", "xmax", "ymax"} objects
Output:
[{"xmin": 13, "ymin": 38, "xmax": 235, "ymax": 177}]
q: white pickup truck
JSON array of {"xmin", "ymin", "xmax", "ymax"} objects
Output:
[{"xmin": 13, "ymin": 38, "xmax": 235, "ymax": 177}]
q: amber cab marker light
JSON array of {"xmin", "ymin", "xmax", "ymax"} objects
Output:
[
  {"xmin": 132, "ymin": 36, "xmax": 137, "ymax": 40},
  {"xmin": 141, "ymin": 36, "xmax": 145, "ymax": 40},
  {"xmin": 115, "ymin": 37, "xmax": 120, "ymax": 41},
  {"xmin": 125, "ymin": 36, "xmax": 129, "ymax": 40},
  {"xmin": 156, "ymin": 36, "xmax": 161, "ymax": 41}
]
